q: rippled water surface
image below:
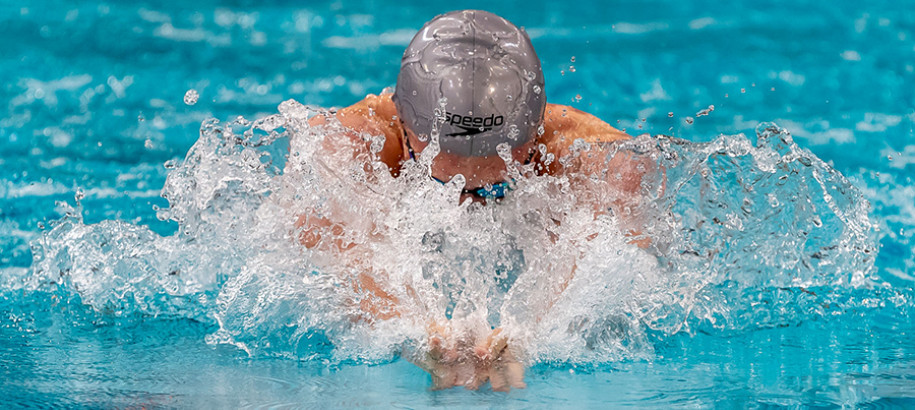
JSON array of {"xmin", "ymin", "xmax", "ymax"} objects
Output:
[{"xmin": 2, "ymin": 0, "xmax": 914, "ymax": 407}]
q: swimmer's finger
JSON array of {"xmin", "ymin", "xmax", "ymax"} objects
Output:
[
  {"xmin": 486, "ymin": 327, "xmax": 503, "ymax": 343},
  {"xmin": 427, "ymin": 336, "xmax": 444, "ymax": 361},
  {"xmin": 505, "ymin": 361, "xmax": 527, "ymax": 389},
  {"xmin": 441, "ymin": 344, "xmax": 460, "ymax": 363},
  {"xmin": 470, "ymin": 351, "xmax": 497, "ymax": 390},
  {"xmin": 474, "ymin": 328, "xmax": 506, "ymax": 363},
  {"xmin": 466, "ymin": 367, "xmax": 488, "ymax": 390},
  {"xmin": 489, "ymin": 366, "xmax": 509, "ymax": 392},
  {"xmin": 429, "ymin": 336, "xmax": 459, "ymax": 364},
  {"xmin": 430, "ymin": 364, "xmax": 457, "ymax": 390},
  {"xmin": 474, "ymin": 343, "xmax": 491, "ymax": 362},
  {"xmin": 473, "ymin": 338, "xmax": 495, "ymax": 363},
  {"xmin": 411, "ymin": 355, "xmax": 433, "ymax": 373},
  {"xmin": 409, "ymin": 353, "xmax": 448, "ymax": 389},
  {"xmin": 489, "ymin": 332, "xmax": 508, "ymax": 359},
  {"xmin": 428, "ymin": 322, "xmax": 462, "ymax": 363},
  {"xmin": 403, "ymin": 347, "xmax": 435, "ymax": 373}
]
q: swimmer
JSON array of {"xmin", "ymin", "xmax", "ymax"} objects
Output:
[{"xmin": 294, "ymin": 10, "xmax": 648, "ymax": 391}]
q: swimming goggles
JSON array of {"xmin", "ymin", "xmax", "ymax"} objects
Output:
[{"xmin": 403, "ymin": 132, "xmax": 512, "ymax": 200}]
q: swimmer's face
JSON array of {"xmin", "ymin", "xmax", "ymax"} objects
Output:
[{"xmin": 404, "ymin": 127, "xmax": 536, "ymax": 200}]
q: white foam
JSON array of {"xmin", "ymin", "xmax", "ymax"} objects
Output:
[{"xmin": 23, "ymin": 105, "xmax": 878, "ymax": 365}]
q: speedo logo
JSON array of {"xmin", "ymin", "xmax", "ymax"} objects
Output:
[{"xmin": 444, "ymin": 111, "xmax": 504, "ymax": 137}]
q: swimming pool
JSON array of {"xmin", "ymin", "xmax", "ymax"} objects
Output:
[{"xmin": 2, "ymin": 0, "xmax": 914, "ymax": 407}]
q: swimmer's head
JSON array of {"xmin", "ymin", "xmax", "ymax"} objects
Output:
[{"xmin": 393, "ymin": 10, "xmax": 546, "ymax": 157}]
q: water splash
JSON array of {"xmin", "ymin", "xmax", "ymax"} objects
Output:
[
  {"xmin": 19, "ymin": 101, "xmax": 883, "ymax": 366},
  {"xmin": 183, "ymin": 89, "xmax": 199, "ymax": 105}
]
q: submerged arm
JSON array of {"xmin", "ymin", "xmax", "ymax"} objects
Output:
[
  {"xmin": 542, "ymin": 104, "xmax": 656, "ymax": 246},
  {"xmin": 288, "ymin": 94, "xmax": 410, "ymax": 322},
  {"xmin": 507, "ymin": 106, "xmax": 663, "ymax": 331}
]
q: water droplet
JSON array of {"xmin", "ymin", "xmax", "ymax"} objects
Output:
[
  {"xmin": 507, "ymin": 124, "xmax": 520, "ymax": 140},
  {"xmin": 696, "ymin": 105, "xmax": 715, "ymax": 117},
  {"xmin": 412, "ymin": 90, "xmax": 417, "ymax": 96},
  {"xmin": 740, "ymin": 88, "xmax": 746, "ymax": 93},
  {"xmin": 668, "ymin": 112, "xmax": 674, "ymax": 117},
  {"xmin": 569, "ymin": 65, "xmax": 576, "ymax": 72},
  {"xmin": 496, "ymin": 142, "xmax": 513, "ymax": 161},
  {"xmin": 370, "ymin": 135, "xmax": 385, "ymax": 153},
  {"xmin": 685, "ymin": 117, "xmax": 694, "ymax": 124},
  {"xmin": 570, "ymin": 56, "xmax": 576, "ymax": 62},
  {"xmin": 184, "ymin": 89, "xmax": 199, "ymax": 105},
  {"xmin": 574, "ymin": 94, "xmax": 582, "ymax": 102},
  {"xmin": 544, "ymin": 152, "xmax": 555, "ymax": 165},
  {"xmin": 570, "ymin": 138, "xmax": 591, "ymax": 153},
  {"xmin": 533, "ymin": 85, "xmax": 541, "ymax": 94}
]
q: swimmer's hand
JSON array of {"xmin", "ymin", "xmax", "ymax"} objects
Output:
[
  {"xmin": 474, "ymin": 328, "xmax": 526, "ymax": 392},
  {"xmin": 408, "ymin": 325, "xmax": 525, "ymax": 392}
]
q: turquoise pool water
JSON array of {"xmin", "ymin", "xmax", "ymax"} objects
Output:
[{"xmin": 2, "ymin": 0, "xmax": 915, "ymax": 407}]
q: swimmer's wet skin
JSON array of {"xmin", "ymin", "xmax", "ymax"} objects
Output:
[{"xmin": 291, "ymin": 9, "xmax": 649, "ymax": 391}]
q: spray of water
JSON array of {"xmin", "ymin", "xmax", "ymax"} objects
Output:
[{"xmin": 22, "ymin": 99, "xmax": 881, "ymax": 365}]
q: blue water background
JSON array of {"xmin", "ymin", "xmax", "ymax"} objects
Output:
[{"xmin": 2, "ymin": 0, "xmax": 914, "ymax": 407}]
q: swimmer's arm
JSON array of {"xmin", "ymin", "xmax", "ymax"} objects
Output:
[
  {"xmin": 300, "ymin": 94, "xmax": 405, "ymax": 170},
  {"xmin": 294, "ymin": 213, "xmax": 404, "ymax": 321},
  {"xmin": 542, "ymin": 106, "xmax": 657, "ymax": 247},
  {"xmin": 542, "ymin": 104, "xmax": 630, "ymax": 151},
  {"xmin": 286, "ymin": 94, "xmax": 411, "ymax": 320},
  {"xmin": 296, "ymin": 215, "xmax": 493, "ymax": 389},
  {"xmin": 590, "ymin": 147, "xmax": 658, "ymax": 249},
  {"xmin": 514, "ymin": 106, "xmax": 652, "ymax": 321}
]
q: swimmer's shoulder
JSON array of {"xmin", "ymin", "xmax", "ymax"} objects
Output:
[
  {"xmin": 538, "ymin": 104, "xmax": 630, "ymax": 168},
  {"xmin": 332, "ymin": 93, "xmax": 399, "ymax": 133},
  {"xmin": 332, "ymin": 93, "xmax": 405, "ymax": 170},
  {"xmin": 541, "ymin": 103, "xmax": 630, "ymax": 145}
]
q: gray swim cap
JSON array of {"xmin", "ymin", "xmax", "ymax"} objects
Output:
[{"xmin": 393, "ymin": 10, "xmax": 546, "ymax": 157}]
